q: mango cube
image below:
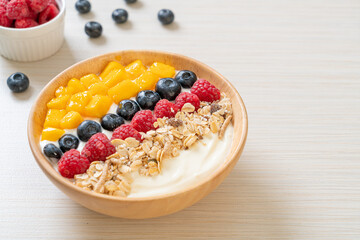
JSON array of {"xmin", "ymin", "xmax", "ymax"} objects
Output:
[
  {"xmin": 47, "ymin": 94, "xmax": 70, "ymax": 110},
  {"xmin": 80, "ymin": 74, "xmax": 100, "ymax": 88},
  {"xmin": 67, "ymin": 78, "xmax": 86, "ymax": 94},
  {"xmin": 100, "ymin": 61, "xmax": 124, "ymax": 80},
  {"xmin": 108, "ymin": 80, "xmax": 141, "ymax": 104},
  {"xmin": 60, "ymin": 111, "xmax": 83, "ymax": 129},
  {"xmin": 125, "ymin": 60, "xmax": 146, "ymax": 79},
  {"xmin": 55, "ymin": 86, "xmax": 68, "ymax": 97},
  {"xmin": 41, "ymin": 128, "xmax": 65, "ymax": 141},
  {"xmin": 44, "ymin": 109, "xmax": 67, "ymax": 128},
  {"xmin": 66, "ymin": 91, "xmax": 92, "ymax": 114},
  {"xmin": 149, "ymin": 62, "xmax": 175, "ymax": 78},
  {"xmin": 84, "ymin": 95, "xmax": 113, "ymax": 118},
  {"xmin": 102, "ymin": 68, "xmax": 129, "ymax": 88},
  {"xmin": 88, "ymin": 82, "xmax": 109, "ymax": 96},
  {"xmin": 133, "ymin": 71, "xmax": 160, "ymax": 90}
]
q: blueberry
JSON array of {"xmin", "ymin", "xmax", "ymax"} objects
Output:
[
  {"xmin": 158, "ymin": 9, "xmax": 174, "ymax": 25},
  {"xmin": 43, "ymin": 143, "xmax": 63, "ymax": 161},
  {"xmin": 58, "ymin": 134, "xmax": 80, "ymax": 153},
  {"xmin": 116, "ymin": 99, "xmax": 140, "ymax": 121},
  {"xmin": 155, "ymin": 78, "xmax": 181, "ymax": 100},
  {"xmin": 85, "ymin": 21, "xmax": 102, "ymax": 38},
  {"xmin": 77, "ymin": 120, "xmax": 102, "ymax": 141},
  {"xmin": 7, "ymin": 72, "xmax": 29, "ymax": 93},
  {"xmin": 175, "ymin": 70, "xmax": 197, "ymax": 88},
  {"xmin": 124, "ymin": 0, "xmax": 137, "ymax": 3},
  {"xmin": 112, "ymin": 9, "xmax": 128, "ymax": 24},
  {"xmin": 136, "ymin": 90, "xmax": 161, "ymax": 110},
  {"xmin": 75, "ymin": 0, "xmax": 91, "ymax": 14},
  {"xmin": 101, "ymin": 113, "xmax": 125, "ymax": 131}
]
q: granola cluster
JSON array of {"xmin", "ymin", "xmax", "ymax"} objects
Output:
[{"xmin": 74, "ymin": 93, "xmax": 233, "ymax": 197}]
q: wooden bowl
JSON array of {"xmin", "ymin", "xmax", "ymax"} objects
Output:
[{"xmin": 27, "ymin": 50, "xmax": 248, "ymax": 219}]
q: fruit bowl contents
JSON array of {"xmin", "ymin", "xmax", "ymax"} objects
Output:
[
  {"xmin": 0, "ymin": 0, "xmax": 59, "ymax": 28},
  {"xmin": 40, "ymin": 59, "xmax": 234, "ymax": 198}
]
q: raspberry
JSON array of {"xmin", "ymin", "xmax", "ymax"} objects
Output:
[
  {"xmin": 131, "ymin": 110, "xmax": 156, "ymax": 133},
  {"xmin": 175, "ymin": 92, "xmax": 200, "ymax": 112},
  {"xmin": 15, "ymin": 17, "xmax": 37, "ymax": 27},
  {"xmin": 0, "ymin": 6, "xmax": 12, "ymax": 27},
  {"xmin": 190, "ymin": 79, "xmax": 220, "ymax": 103},
  {"xmin": 154, "ymin": 99, "xmax": 179, "ymax": 119},
  {"xmin": 0, "ymin": 0, "xmax": 8, "ymax": 9},
  {"xmin": 58, "ymin": 149, "xmax": 90, "ymax": 178},
  {"xmin": 38, "ymin": 3, "xmax": 57, "ymax": 24},
  {"xmin": 81, "ymin": 133, "xmax": 116, "ymax": 163},
  {"xmin": 28, "ymin": 9, "xmax": 37, "ymax": 19},
  {"xmin": 6, "ymin": 0, "xmax": 30, "ymax": 19},
  {"xmin": 111, "ymin": 124, "xmax": 142, "ymax": 142},
  {"xmin": 28, "ymin": 0, "xmax": 49, "ymax": 13}
]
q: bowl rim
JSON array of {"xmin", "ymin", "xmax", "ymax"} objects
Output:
[
  {"xmin": 0, "ymin": 0, "xmax": 65, "ymax": 32},
  {"xmin": 28, "ymin": 50, "xmax": 248, "ymax": 202}
]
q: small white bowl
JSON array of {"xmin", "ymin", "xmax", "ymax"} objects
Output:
[{"xmin": 0, "ymin": 0, "xmax": 65, "ymax": 62}]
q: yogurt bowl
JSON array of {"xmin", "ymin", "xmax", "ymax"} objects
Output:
[{"xmin": 28, "ymin": 50, "xmax": 248, "ymax": 219}]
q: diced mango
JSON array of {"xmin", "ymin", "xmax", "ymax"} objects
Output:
[
  {"xmin": 125, "ymin": 60, "xmax": 146, "ymax": 79},
  {"xmin": 80, "ymin": 74, "xmax": 100, "ymax": 88},
  {"xmin": 41, "ymin": 128, "xmax": 65, "ymax": 141},
  {"xmin": 67, "ymin": 78, "xmax": 86, "ymax": 94},
  {"xmin": 55, "ymin": 86, "xmax": 68, "ymax": 97},
  {"xmin": 47, "ymin": 95, "xmax": 71, "ymax": 110},
  {"xmin": 88, "ymin": 82, "xmax": 109, "ymax": 96},
  {"xmin": 66, "ymin": 91, "xmax": 92, "ymax": 115},
  {"xmin": 60, "ymin": 111, "xmax": 83, "ymax": 129},
  {"xmin": 84, "ymin": 95, "xmax": 113, "ymax": 118},
  {"xmin": 149, "ymin": 62, "xmax": 175, "ymax": 78},
  {"xmin": 100, "ymin": 61, "xmax": 124, "ymax": 80},
  {"xmin": 133, "ymin": 71, "xmax": 160, "ymax": 90},
  {"xmin": 102, "ymin": 68, "xmax": 129, "ymax": 88},
  {"xmin": 44, "ymin": 109, "xmax": 67, "ymax": 129},
  {"xmin": 108, "ymin": 80, "xmax": 141, "ymax": 104}
]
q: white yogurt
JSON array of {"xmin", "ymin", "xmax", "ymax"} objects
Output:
[{"xmin": 128, "ymin": 124, "xmax": 234, "ymax": 198}]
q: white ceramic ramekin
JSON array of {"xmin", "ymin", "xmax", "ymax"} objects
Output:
[{"xmin": 0, "ymin": 0, "xmax": 65, "ymax": 62}]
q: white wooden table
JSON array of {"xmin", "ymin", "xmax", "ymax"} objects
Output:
[{"xmin": 1, "ymin": 0, "xmax": 359, "ymax": 239}]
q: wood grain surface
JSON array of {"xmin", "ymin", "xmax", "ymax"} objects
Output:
[{"xmin": 0, "ymin": 0, "xmax": 359, "ymax": 239}]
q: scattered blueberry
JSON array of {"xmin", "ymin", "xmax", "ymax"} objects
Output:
[
  {"xmin": 75, "ymin": 0, "xmax": 91, "ymax": 14},
  {"xmin": 136, "ymin": 90, "xmax": 161, "ymax": 110},
  {"xmin": 158, "ymin": 9, "xmax": 174, "ymax": 25},
  {"xmin": 85, "ymin": 21, "xmax": 102, "ymax": 38},
  {"xmin": 101, "ymin": 113, "xmax": 125, "ymax": 131},
  {"xmin": 175, "ymin": 70, "xmax": 197, "ymax": 88},
  {"xmin": 116, "ymin": 99, "xmax": 140, "ymax": 121},
  {"xmin": 43, "ymin": 143, "xmax": 63, "ymax": 160},
  {"xmin": 124, "ymin": 0, "xmax": 137, "ymax": 3},
  {"xmin": 77, "ymin": 120, "xmax": 102, "ymax": 141},
  {"xmin": 112, "ymin": 9, "xmax": 128, "ymax": 24},
  {"xmin": 7, "ymin": 72, "xmax": 29, "ymax": 93},
  {"xmin": 155, "ymin": 78, "xmax": 181, "ymax": 100},
  {"xmin": 58, "ymin": 134, "xmax": 80, "ymax": 153}
]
